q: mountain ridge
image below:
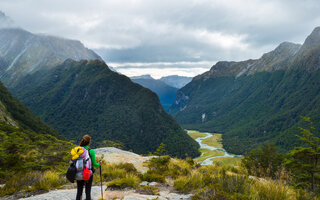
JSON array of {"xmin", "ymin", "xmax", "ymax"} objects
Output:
[
  {"xmin": 170, "ymin": 26, "xmax": 320, "ymax": 154},
  {"xmin": 0, "ymin": 27, "xmax": 101, "ymax": 86}
]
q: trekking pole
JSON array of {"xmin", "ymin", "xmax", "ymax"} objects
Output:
[{"xmin": 99, "ymin": 161, "xmax": 103, "ymax": 200}]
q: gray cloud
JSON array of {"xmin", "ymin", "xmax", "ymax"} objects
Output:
[{"xmin": 0, "ymin": 0, "xmax": 320, "ymax": 77}]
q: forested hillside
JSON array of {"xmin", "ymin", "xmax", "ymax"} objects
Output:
[
  {"xmin": 0, "ymin": 81, "xmax": 73, "ymax": 185},
  {"xmin": 10, "ymin": 59, "xmax": 200, "ymax": 158}
]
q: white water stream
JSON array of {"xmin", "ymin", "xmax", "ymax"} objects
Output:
[{"xmin": 189, "ymin": 131, "xmax": 235, "ymax": 165}]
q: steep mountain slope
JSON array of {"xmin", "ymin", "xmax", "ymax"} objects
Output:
[
  {"xmin": 160, "ymin": 75, "xmax": 192, "ymax": 89},
  {"xmin": 170, "ymin": 27, "xmax": 320, "ymax": 155},
  {"xmin": 131, "ymin": 75, "xmax": 178, "ymax": 110},
  {"xmin": 0, "ymin": 80, "xmax": 73, "ymax": 182},
  {"xmin": 11, "ymin": 59, "xmax": 200, "ymax": 158},
  {"xmin": 0, "ymin": 81, "xmax": 58, "ymax": 136}
]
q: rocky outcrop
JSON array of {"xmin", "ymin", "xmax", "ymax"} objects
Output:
[
  {"xmin": 95, "ymin": 147, "xmax": 151, "ymax": 173},
  {"xmin": 19, "ymin": 147, "xmax": 193, "ymax": 200}
]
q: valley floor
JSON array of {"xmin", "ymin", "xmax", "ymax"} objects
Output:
[{"xmin": 187, "ymin": 130, "xmax": 241, "ymax": 166}]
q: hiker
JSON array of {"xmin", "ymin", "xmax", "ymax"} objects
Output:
[{"xmin": 76, "ymin": 134, "xmax": 101, "ymax": 200}]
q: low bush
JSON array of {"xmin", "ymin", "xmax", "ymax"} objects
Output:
[{"xmin": 145, "ymin": 156, "xmax": 171, "ymax": 174}]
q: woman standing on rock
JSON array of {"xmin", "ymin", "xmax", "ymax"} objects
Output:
[{"xmin": 76, "ymin": 134, "xmax": 101, "ymax": 200}]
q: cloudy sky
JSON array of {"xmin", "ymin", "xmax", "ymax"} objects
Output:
[{"xmin": 1, "ymin": 0, "xmax": 320, "ymax": 78}]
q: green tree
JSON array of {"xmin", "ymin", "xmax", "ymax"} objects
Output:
[
  {"xmin": 154, "ymin": 143, "xmax": 167, "ymax": 157},
  {"xmin": 285, "ymin": 117, "xmax": 320, "ymax": 191},
  {"xmin": 242, "ymin": 143, "xmax": 284, "ymax": 178}
]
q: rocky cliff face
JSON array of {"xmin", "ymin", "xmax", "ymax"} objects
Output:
[
  {"xmin": 0, "ymin": 11, "xmax": 101, "ymax": 86},
  {"xmin": 289, "ymin": 27, "xmax": 320, "ymax": 71},
  {"xmin": 195, "ymin": 42, "xmax": 301, "ymax": 81}
]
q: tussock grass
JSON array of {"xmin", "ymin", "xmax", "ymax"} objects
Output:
[
  {"xmin": 250, "ymin": 179, "xmax": 293, "ymax": 200},
  {"xmin": 167, "ymin": 159, "xmax": 193, "ymax": 178},
  {"xmin": 0, "ymin": 170, "xmax": 66, "ymax": 197},
  {"xmin": 142, "ymin": 171, "xmax": 165, "ymax": 183},
  {"xmin": 174, "ymin": 171, "xmax": 204, "ymax": 193},
  {"xmin": 97, "ymin": 162, "xmax": 140, "ymax": 183},
  {"xmin": 33, "ymin": 171, "xmax": 65, "ymax": 191},
  {"xmin": 106, "ymin": 174, "xmax": 141, "ymax": 189}
]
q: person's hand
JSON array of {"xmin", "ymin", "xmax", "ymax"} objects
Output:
[{"xmin": 98, "ymin": 159, "xmax": 102, "ymax": 165}]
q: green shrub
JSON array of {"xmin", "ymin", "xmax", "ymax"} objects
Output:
[
  {"xmin": 106, "ymin": 174, "xmax": 141, "ymax": 189},
  {"xmin": 145, "ymin": 156, "xmax": 171, "ymax": 174}
]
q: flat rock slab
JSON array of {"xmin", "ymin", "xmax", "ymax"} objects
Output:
[
  {"xmin": 19, "ymin": 186, "xmax": 106, "ymax": 200},
  {"xmin": 103, "ymin": 189, "xmax": 192, "ymax": 200}
]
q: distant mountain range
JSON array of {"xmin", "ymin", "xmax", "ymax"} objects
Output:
[
  {"xmin": 160, "ymin": 75, "xmax": 192, "ymax": 89},
  {"xmin": 170, "ymin": 27, "xmax": 320, "ymax": 155},
  {"xmin": 131, "ymin": 75, "xmax": 178, "ymax": 110},
  {"xmin": 130, "ymin": 75, "xmax": 192, "ymax": 110},
  {"xmin": 0, "ymin": 12, "xmax": 199, "ymax": 158}
]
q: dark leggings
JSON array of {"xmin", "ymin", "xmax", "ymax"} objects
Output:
[{"xmin": 76, "ymin": 175, "xmax": 93, "ymax": 200}]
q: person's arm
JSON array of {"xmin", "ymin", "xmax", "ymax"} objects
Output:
[{"xmin": 89, "ymin": 149, "xmax": 100, "ymax": 167}]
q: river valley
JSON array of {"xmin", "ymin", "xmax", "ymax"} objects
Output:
[{"xmin": 187, "ymin": 130, "xmax": 241, "ymax": 166}]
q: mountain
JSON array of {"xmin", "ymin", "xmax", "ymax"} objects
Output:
[
  {"xmin": 160, "ymin": 75, "xmax": 193, "ymax": 89},
  {"xmin": 0, "ymin": 14, "xmax": 101, "ymax": 86},
  {"xmin": 131, "ymin": 75, "xmax": 178, "ymax": 110},
  {"xmin": 170, "ymin": 27, "xmax": 320, "ymax": 155},
  {"xmin": 10, "ymin": 60, "xmax": 200, "ymax": 158},
  {"xmin": 0, "ymin": 12, "xmax": 199, "ymax": 158}
]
